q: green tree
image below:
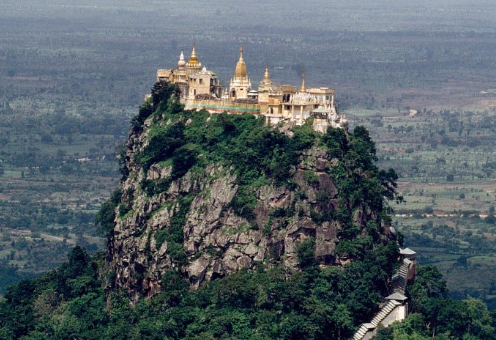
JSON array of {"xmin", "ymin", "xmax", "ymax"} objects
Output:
[{"xmin": 95, "ymin": 189, "xmax": 121, "ymax": 238}]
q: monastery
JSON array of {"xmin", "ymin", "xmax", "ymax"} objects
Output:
[{"xmin": 157, "ymin": 43, "xmax": 347, "ymax": 132}]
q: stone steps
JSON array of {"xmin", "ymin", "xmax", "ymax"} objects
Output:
[
  {"xmin": 370, "ymin": 300, "xmax": 400, "ymax": 326},
  {"xmin": 391, "ymin": 263, "xmax": 410, "ymax": 294},
  {"xmin": 352, "ymin": 324, "xmax": 371, "ymax": 340},
  {"xmin": 350, "ymin": 258, "xmax": 413, "ymax": 340},
  {"xmin": 352, "ymin": 301, "xmax": 401, "ymax": 340}
]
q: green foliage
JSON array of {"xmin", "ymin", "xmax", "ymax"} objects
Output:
[
  {"xmin": 320, "ymin": 126, "xmax": 403, "ymax": 257},
  {"xmin": 118, "ymin": 203, "xmax": 130, "ymax": 217},
  {"xmin": 296, "ymin": 237, "xmax": 317, "ymax": 272},
  {"xmin": 171, "ymin": 145, "xmax": 199, "ymax": 179},
  {"xmin": 0, "ymin": 239, "xmax": 414, "ymax": 340},
  {"xmin": 0, "ymin": 246, "xmax": 103, "ymax": 339},
  {"xmin": 132, "ymin": 89, "xmax": 402, "ymax": 258},
  {"xmin": 95, "ymin": 189, "xmax": 122, "ymax": 238},
  {"xmin": 154, "ymin": 196, "xmax": 193, "ymax": 265},
  {"xmin": 322, "ymin": 127, "xmax": 348, "ymax": 160},
  {"xmin": 198, "ymin": 112, "xmax": 310, "ymax": 188},
  {"xmin": 229, "ymin": 187, "xmax": 258, "ymax": 220},
  {"xmin": 140, "ymin": 178, "xmax": 172, "ymax": 196},
  {"xmin": 304, "ymin": 170, "xmax": 320, "ymax": 186},
  {"xmin": 130, "ymin": 81, "xmax": 180, "ymax": 133},
  {"xmin": 118, "ymin": 144, "xmax": 130, "ymax": 180},
  {"xmin": 132, "ymin": 90, "xmax": 322, "ymax": 222},
  {"xmin": 131, "ymin": 100, "xmax": 153, "ymax": 133},
  {"xmin": 139, "ymin": 121, "xmax": 186, "ymax": 173},
  {"xmin": 158, "ymin": 270, "xmax": 189, "ymax": 307}
]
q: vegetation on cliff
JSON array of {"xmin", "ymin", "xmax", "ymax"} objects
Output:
[
  {"xmin": 103, "ymin": 82, "xmax": 405, "ymax": 302},
  {"xmin": 1, "ymin": 83, "xmax": 495, "ymax": 340}
]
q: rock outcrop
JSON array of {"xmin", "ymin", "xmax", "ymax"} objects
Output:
[{"xmin": 105, "ymin": 87, "xmax": 393, "ymax": 302}]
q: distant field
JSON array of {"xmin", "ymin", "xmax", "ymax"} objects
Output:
[{"xmin": 351, "ymin": 107, "xmax": 496, "ymax": 307}]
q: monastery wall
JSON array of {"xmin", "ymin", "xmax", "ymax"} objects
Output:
[{"xmin": 184, "ymin": 99, "xmax": 260, "ymax": 114}]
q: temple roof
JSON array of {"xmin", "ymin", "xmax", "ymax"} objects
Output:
[
  {"xmin": 400, "ymin": 248, "xmax": 416, "ymax": 256},
  {"xmin": 386, "ymin": 292, "xmax": 408, "ymax": 301}
]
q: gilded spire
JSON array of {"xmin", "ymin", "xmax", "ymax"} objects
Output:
[
  {"xmin": 300, "ymin": 71, "xmax": 306, "ymax": 93},
  {"xmin": 191, "ymin": 42, "xmax": 197, "ymax": 58},
  {"xmin": 188, "ymin": 42, "xmax": 199, "ymax": 66},
  {"xmin": 234, "ymin": 44, "xmax": 248, "ymax": 78},
  {"xmin": 264, "ymin": 63, "xmax": 270, "ymax": 81}
]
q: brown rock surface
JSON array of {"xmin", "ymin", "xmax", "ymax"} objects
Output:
[{"xmin": 106, "ymin": 118, "xmax": 385, "ymax": 302}]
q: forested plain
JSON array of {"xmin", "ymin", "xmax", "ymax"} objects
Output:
[{"xmin": 1, "ymin": 0, "xmax": 496, "ymax": 308}]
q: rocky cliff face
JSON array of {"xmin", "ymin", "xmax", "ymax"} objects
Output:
[{"xmin": 105, "ymin": 84, "xmax": 395, "ymax": 302}]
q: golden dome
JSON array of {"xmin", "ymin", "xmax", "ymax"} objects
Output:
[
  {"xmin": 188, "ymin": 42, "xmax": 199, "ymax": 66},
  {"xmin": 234, "ymin": 44, "xmax": 248, "ymax": 78}
]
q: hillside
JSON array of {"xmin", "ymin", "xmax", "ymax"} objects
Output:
[
  {"xmin": 0, "ymin": 83, "xmax": 495, "ymax": 340},
  {"xmin": 103, "ymin": 82, "xmax": 400, "ymax": 302}
]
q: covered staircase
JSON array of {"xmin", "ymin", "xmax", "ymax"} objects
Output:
[
  {"xmin": 350, "ymin": 248, "xmax": 416, "ymax": 340},
  {"xmin": 391, "ymin": 259, "xmax": 411, "ymax": 294}
]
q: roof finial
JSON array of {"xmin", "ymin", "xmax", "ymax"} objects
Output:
[
  {"xmin": 262, "ymin": 62, "xmax": 272, "ymax": 84},
  {"xmin": 239, "ymin": 44, "xmax": 244, "ymax": 62},
  {"xmin": 192, "ymin": 41, "xmax": 197, "ymax": 57},
  {"xmin": 300, "ymin": 70, "xmax": 306, "ymax": 93}
]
